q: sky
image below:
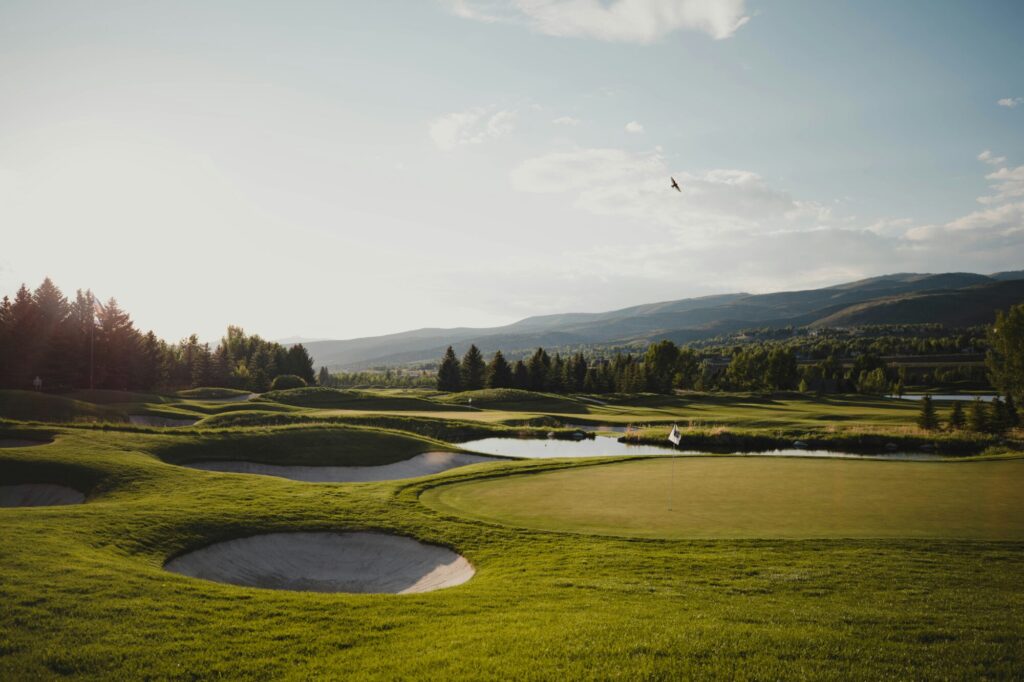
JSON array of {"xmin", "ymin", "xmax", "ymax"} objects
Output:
[{"xmin": 1, "ymin": 0, "xmax": 1023, "ymax": 343}]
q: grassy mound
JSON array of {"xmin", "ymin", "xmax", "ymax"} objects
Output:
[
  {"xmin": 0, "ymin": 391, "xmax": 127, "ymax": 423},
  {"xmin": 437, "ymin": 389, "xmax": 589, "ymax": 413},
  {"xmin": 258, "ymin": 387, "xmax": 469, "ymax": 411},
  {"xmin": 175, "ymin": 387, "xmax": 253, "ymax": 400},
  {"xmin": 65, "ymin": 389, "xmax": 170, "ymax": 405},
  {"xmin": 151, "ymin": 425, "xmax": 451, "ymax": 467}
]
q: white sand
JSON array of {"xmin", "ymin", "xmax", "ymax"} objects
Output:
[
  {"xmin": 0, "ymin": 484, "xmax": 85, "ymax": 507},
  {"xmin": 0, "ymin": 439, "xmax": 51, "ymax": 448},
  {"xmin": 185, "ymin": 451, "xmax": 495, "ymax": 482},
  {"xmin": 164, "ymin": 531, "xmax": 474, "ymax": 594},
  {"xmin": 129, "ymin": 415, "xmax": 198, "ymax": 427}
]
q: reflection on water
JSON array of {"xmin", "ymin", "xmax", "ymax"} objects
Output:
[
  {"xmin": 889, "ymin": 394, "xmax": 994, "ymax": 402},
  {"xmin": 460, "ymin": 437, "xmax": 945, "ymax": 461}
]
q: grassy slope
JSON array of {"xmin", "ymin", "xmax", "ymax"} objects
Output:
[
  {"xmin": 0, "ymin": 428, "xmax": 1019, "ymax": 678},
  {"xmin": 259, "ymin": 387, "xmax": 475, "ymax": 412},
  {"xmin": 423, "ymin": 457, "xmax": 1024, "ymax": 539},
  {"xmin": 151, "ymin": 425, "xmax": 453, "ymax": 467},
  {"xmin": 0, "ymin": 390, "xmax": 127, "ymax": 423}
]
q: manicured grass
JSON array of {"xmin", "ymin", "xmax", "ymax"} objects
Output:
[
  {"xmin": 2, "ymin": 399, "xmax": 1024, "ymax": 678},
  {"xmin": 423, "ymin": 457, "xmax": 1024, "ymax": 540}
]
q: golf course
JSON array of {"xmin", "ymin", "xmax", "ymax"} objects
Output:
[{"xmin": 2, "ymin": 386, "xmax": 1023, "ymax": 679}]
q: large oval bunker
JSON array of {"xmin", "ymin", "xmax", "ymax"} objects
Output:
[{"xmin": 164, "ymin": 531, "xmax": 474, "ymax": 594}]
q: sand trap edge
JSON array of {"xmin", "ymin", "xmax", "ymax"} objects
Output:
[{"xmin": 0, "ymin": 484, "xmax": 86, "ymax": 507}]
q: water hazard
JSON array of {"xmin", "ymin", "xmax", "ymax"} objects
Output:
[{"xmin": 459, "ymin": 436, "xmax": 944, "ymax": 461}]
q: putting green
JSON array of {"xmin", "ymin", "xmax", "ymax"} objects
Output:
[{"xmin": 422, "ymin": 456, "xmax": 1024, "ymax": 540}]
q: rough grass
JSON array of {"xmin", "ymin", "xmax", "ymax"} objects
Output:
[
  {"xmin": 423, "ymin": 456, "xmax": 1024, "ymax": 540},
  {"xmin": 0, "ymin": 426, "xmax": 1021, "ymax": 678}
]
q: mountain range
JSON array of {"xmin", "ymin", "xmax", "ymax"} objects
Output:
[{"xmin": 302, "ymin": 271, "xmax": 1024, "ymax": 370}]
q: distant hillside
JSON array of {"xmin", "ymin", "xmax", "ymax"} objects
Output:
[
  {"xmin": 810, "ymin": 279, "xmax": 1024, "ymax": 328},
  {"xmin": 302, "ymin": 271, "xmax": 1024, "ymax": 369}
]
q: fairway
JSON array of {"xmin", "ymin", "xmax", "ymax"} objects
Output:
[{"xmin": 423, "ymin": 457, "xmax": 1024, "ymax": 540}]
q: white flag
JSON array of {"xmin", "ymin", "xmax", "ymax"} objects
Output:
[{"xmin": 668, "ymin": 424, "xmax": 681, "ymax": 445}]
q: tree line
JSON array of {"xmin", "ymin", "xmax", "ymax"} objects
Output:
[
  {"xmin": 917, "ymin": 394, "xmax": 1019, "ymax": 434},
  {"xmin": 434, "ymin": 302, "xmax": 1024, "ymax": 401},
  {"xmin": 0, "ymin": 279, "xmax": 315, "ymax": 392}
]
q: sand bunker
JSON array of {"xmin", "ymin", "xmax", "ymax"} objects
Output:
[
  {"xmin": 0, "ymin": 484, "xmax": 85, "ymax": 507},
  {"xmin": 164, "ymin": 531, "xmax": 474, "ymax": 594},
  {"xmin": 0, "ymin": 438, "xmax": 51, "ymax": 448},
  {"xmin": 129, "ymin": 415, "xmax": 198, "ymax": 427},
  {"xmin": 185, "ymin": 451, "xmax": 495, "ymax": 482}
]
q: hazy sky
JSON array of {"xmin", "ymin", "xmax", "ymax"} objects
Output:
[{"xmin": 2, "ymin": 1, "xmax": 1022, "ymax": 342}]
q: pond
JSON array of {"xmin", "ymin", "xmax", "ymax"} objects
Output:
[{"xmin": 459, "ymin": 436, "xmax": 945, "ymax": 461}]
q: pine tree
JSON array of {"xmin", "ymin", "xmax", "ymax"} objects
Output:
[
  {"xmin": 512, "ymin": 360, "xmax": 529, "ymax": 389},
  {"xmin": 281, "ymin": 344, "xmax": 315, "ymax": 384},
  {"xmin": 986, "ymin": 304, "xmax": 1024, "ymax": 403},
  {"xmin": 948, "ymin": 401, "xmax": 965, "ymax": 430},
  {"xmin": 989, "ymin": 397, "xmax": 1008, "ymax": 434},
  {"xmin": 318, "ymin": 366, "xmax": 331, "ymax": 387},
  {"xmin": 526, "ymin": 348, "xmax": 550, "ymax": 391},
  {"xmin": 916, "ymin": 394, "xmax": 938, "ymax": 431},
  {"xmin": 485, "ymin": 351, "xmax": 512, "ymax": 388},
  {"xmin": 437, "ymin": 346, "xmax": 462, "ymax": 392},
  {"xmin": 547, "ymin": 353, "xmax": 565, "ymax": 392},
  {"xmin": 460, "ymin": 345, "xmax": 486, "ymax": 390},
  {"xmin": 1005, "ymin": 394, "xmax": 1020, "ymax": 429},
  {"xmin": 967, "ymin": 398, "xmax": 989, "ymax": 433}
]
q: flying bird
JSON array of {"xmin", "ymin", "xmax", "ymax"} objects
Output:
[{"xmin": 670, "ymin": 177, "xmax": 681, "ymax": 192}]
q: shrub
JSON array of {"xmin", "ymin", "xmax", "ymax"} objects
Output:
[{"xmin": 270, "ymin": 374, "xmax": 307, "ymax": 391}]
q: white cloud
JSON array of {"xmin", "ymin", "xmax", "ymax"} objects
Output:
[
  {"xmin": 509, "ymin": 146, "xmax": 1024, "ymax": 289},
  {"xmin": 441, "ymin": 0, "xmax": 750, "ymax": 42},
  {"xmin": 978, "ymin": 149, "xmax": 1007, "ymax": 166},
  {"xmin": 429, "ymin": 107, "xmax": 517, "ymax": 151},
  {"xmin": 552, "ymin": 115, "xmax": 581, "ymax": 126},
  {"xmin": 979, "ymin": 164, "xmax": 1024, "ymax": 205},
  {"xmin": 510, "ymin": 147, "xmax": 824, "ymax": 242},
  {"xmin": 997, "ymin": 97, "xmax": 1023, "ymax": 108},
  {"xmin": 625, "ymin": 120, "xmax": 645, "ymax": 134}
]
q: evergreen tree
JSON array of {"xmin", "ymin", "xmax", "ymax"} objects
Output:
[
  {"xmin": 916, "ymin": 394, "xmax": 938, "ymax": 431},
  {"xmin": 1005, "ymin": 394, "xmax": 1020, "ymax": 429},
  {"xmin": 437, "ymin": 346, "xmax": 462, "ymax": 391},
  {"xmin": 986, "ymin": 304, "xmax": 1024, "ymax": 403},
  {"xmin": 485, "ymin": 351, "xmax": 512, "ymax": 388},
  {"xmin": 566, "ymin": 352, "xmax": 588, "ymax": 392},
  {"xmin": 989, "ymin": 397, "xmax": 1008, "ymax": 434},
  {"xmin": 948, "ymin": 401, "xmax": 965, "ymax": 430},
  {"xmin": 191, "ymin": 343, "xmax": 212, "ymax": 387},
  {"xmin": 318, "ymin": 366, "xmax": 331, "ymax": 387},
  {"xmin": 512, "ymin": 360, "xmax": 529, "ymax": 389},
  {"xmin": 459, "ymin": 345, "xmax": 486, "ymax": 390},
  {"xmin": 644, "ymin": 340, "xmax": 679, "ymax": 394},
  {"xmin": 285, "ymin": 344, "xmax": 316, "ymax": 384},
  {"xmin": 967, "ymin": 398, "xmax": 989, "ymax": 433},
  {"xmin": 547, "ymin": 353, "xmax": 565, "ymax": 392},
  {"xmin": 526, "ymin": 348, "xmax": 550, "ymax": 391}
]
